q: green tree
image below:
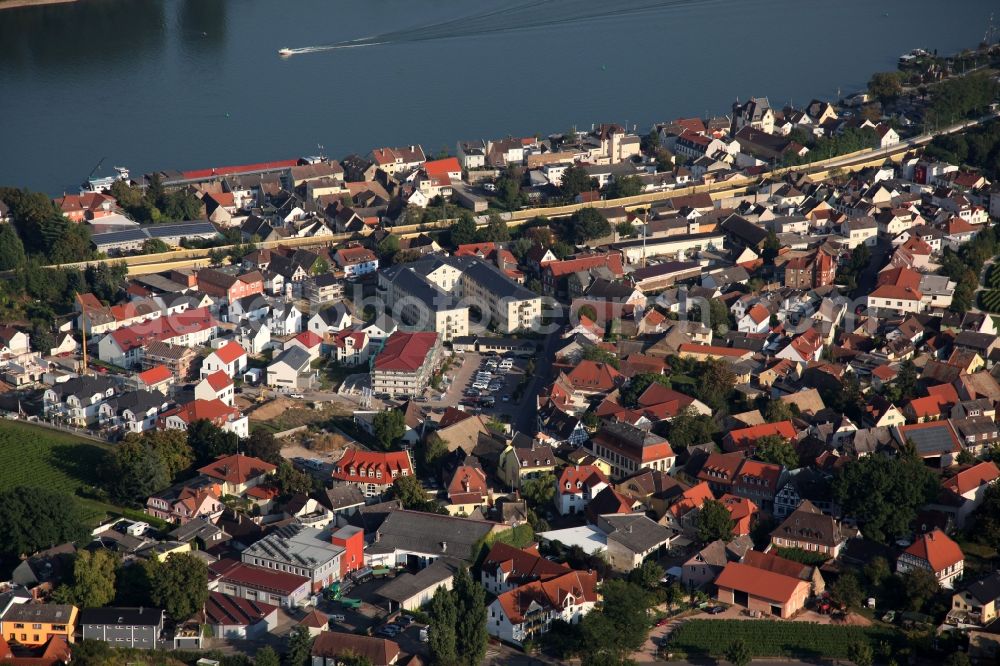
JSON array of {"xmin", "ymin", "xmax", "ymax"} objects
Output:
[
  {"xmin": 864, "ymin": 556, "xmax": 891, "ymax": 588},
  {"xmin": 0, "ymin": 487, "xmax": 89, "ymax": 558},
  {"xmin": 869, "ymin": 71, "xmax": 903, "ymax": 103},
  {"xmin": 725, "ymin": 638, "xmax": 752, "ymax": 666},
  {"xmin": 0, "ymin": 223, "xmax": 26, "ymax": 270},
  {"xmin": 640, "ymin": 129, "xmax": 661, "ymax": 155},
  {"xmin": 755, "ymin": 435, "xmax": 799, "ymax": 469},
  {"xmin": 124, "ymin": 429, "xmax": 193, "ymax": 480},
  {"xmin": 848, "ymin": 641, "xmax": 874, "ymax": 666},
  {"xmin": 901, "ymin": 567, "xmax": 940, "ymax": 612},
  {"xmin": 391, "ymin": 475, "xmax": 440, "ymax": 512},
  {"xmin": 103, "ymin": 439, "xmax": 170, "ymax": 504},
  {"xmin": 254, "ymin": 647, "xmax": 281, "ymax": 666},
  {"xmin": 208, "ymin": 248, "xmax": 228, "ymax": 266},
  {"xmin": 580, "ymin": 580, "xmax": 651, "ymax": 666},
  {"xmin": 576, "ymin": 304, "xmax": 598, "ymax": 322},
  {"xmin": 581, "ymin": 345, "xmax": 620, "ymax": 369},
  {"xmin": 691, "ymin": 358, "xmax": 736, "ymax": 413},
  {"xmin": 276, "ymin": 461, "xmax": 314, "ymax": 496},
  {"xmin": 284, "ymin": 625, "xmax": 315, "ymax": 666},
  {"xmin": 478, "ymin": 213, "xmax": 511, "ymax": 243},
  {"xmin": 972, "ymin": 485, "xmax": 1000, "ymax": 549},
  {"xmin": 619, "ymin": 373, "xmax": 671, "ymax": 407},
  {"xmin": 607, "ymin": 175, "xmax": 642, "ymax": 199},
  {"xmin": 665, "ymin": 407, "xmax": 718, "ymax": 448},
  {"xmin": 450, "ymin": 213, "xmax": 478, "ymax": 247},
  {"xmin": 65, "ymin": 550, "xmax": 117, "ymax": 608},
  {"xmin": 944, "ymin": 652, "xmax": 972, "ymax": 666},
  {"xmin": 243, "ymin": 429, "xmax": 282, "ymax": 464},
  {"xmin": 420, "ymin": 433, "xmax": 449, "ymax": 474},
  {"xmin": 560, "ymin": 165, "xmax": 596, "ymax": 199},
  {"xmin": 141, "ymin": 238, "xmax": 170, "ymax": 254},
  {"xmin": 149, "ymin": 553, "xmax": 209, "ymax": 622},
  {"xmin": 627, "ymin": 560, "xmax": 664, "ymax": 590},
  {"xmin": 762, "ymin": 230, "xmax": 781, "ymax": 264},
  {"xmin": 187, "ymin": 419, "xmax": 238, "ymax": 464},
  {"xmin": 453, "ymin": 567, "xmax": 488, "ymax": 666},
  {"xmin": 428, "ymin": 585, "xmax": 458, "ymax": 666},
  {"xmin": 377, "ymin": 235, "xmax": 401, "ymax": 263},
  {"xmin": 161, "ymin": 189, "xmax": 204, "ymax": 221},
  {"xmin": 763, "ymin": 399, "xmax": 794, "ymax": 423},
  {"xmin": 520, "ymin": 473, "xmax": 556, "ymax": 509},
  {"xmin": 568, "ymin": 208, "xmax": 612, "ymax": 243},
  {"xmin": 372, "ymin": 409, "xmax": 406, "ymax": 450},
  {"xmin": 832, "ymin": 454, "xmax": 939, "ymax": 544},
  {"xmin": 311, "ymin": 257, "xmax": 330, "ymax": 275},
  {"xmin": 697, "ymin": 499, "xmax": 735, "ymax": 543},
  {"xmin": 830, "ymin": 571, "xmax": 864, "ymax": 610}
]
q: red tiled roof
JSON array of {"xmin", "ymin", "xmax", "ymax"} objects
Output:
[
  {"xmin": 180, "ymin": 158, "xmax": 299, "ymax": 181},
  {"xmin": 903, "ymin": 529, "xmax": 963, "ymax": 572},
  {"xmin": 294, "ymin": 330, "xmax": 323, "ymax": 349},
  {"xmin": 546, "ymin": 253, "xmax": 624, "ymax": 278},
  {"xmin": 337, "ymin": 245, "xmax": 378, "ymax": 264},
  {"xmin": 204, "ymin": 370, "xmax": 233, "ymax": 392},
  {"xmin": 678, "ymin": 344, "xmax": 750, "ymax": 358},
  {"xmin": 210, "ymin": 559, "xmax": 309, "ymax": 595},
  {"xmin": 332, "ymin": 449, "xmax": 413, "ymax": 485},
  {"xmin": 495, "ymin": 570, "xmax": 598, "ymax": 624},
  {"xmin": 373, "ymin": 332, "xmax": 438, "ymax": 372},
  {"xmin": 312, "ymin": 631, "xmax": 401, "ymax": 666},
  {"xmin": 483, "ymin": 543, "xmax": 568, "ymax": 581},
  {"xmin": 161, "ymin": 398, "xmax": 242, "ymax": 428},
  {"xmin": 204, "ymin": 591, "xmax": 277, "ymax": 627},
  {"xmin": 557, "ymin": 464, "xmax": 609, "ymax": 492},
  {"xmin": 137, "ymin": 364, "xmax": 172, "ymax": 386},
  {"xmin": 726, "ymin": 421, "xmax": 797, "ymax": 451},
  {"xmin": 746, "ymin": 303, "xmax": 770, "ymax": 325},
  {"xmin": 198, "ymin": 453, "xmax": 276, "ymax": 484},
  {"xmin": 424, "ymin": 157, "xmax": 461, "ymax": 180},
  {"xmin": 109, "ymin": 307, "xmax": 216, "ymax": 353},
  {"xmin": 566, "ymin": 360, "xmax": 623, "ymax": 392},
  {"xmin": 213, "ymin": 341, "xmax": 248, "ymax": 365},
  {"xmin": 943, "ymin": 462, "xmax": 1000, "ymax": 496},
  {"xmin": 715, "ymin": 561, "xmax": 805, "ymax": 604},
  {"xmin": 669, "ymin": 481, "xmax": 715, "ymax": 518}
]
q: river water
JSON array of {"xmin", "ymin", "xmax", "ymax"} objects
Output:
[{"xmin": 0, "ymin": 0, "xmax": 993, "ymax": 193}]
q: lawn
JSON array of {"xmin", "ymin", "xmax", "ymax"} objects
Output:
[
  {"xmin": 0, "ymin": 420, "xmax": 122, "ymax": 524},
  {"xmin": 666, "ymin": 620, "xmax": 900, "ymax": 660}
]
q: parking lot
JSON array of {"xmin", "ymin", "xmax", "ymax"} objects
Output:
[
  {"xmin": 372, "ymin": 350, "xmax": 530, "ymax": 423},
  {"xmin": 314, "ymin": 572, "xmax": 429, "ymax": 657}
]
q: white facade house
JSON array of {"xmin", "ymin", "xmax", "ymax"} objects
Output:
[{"xmin": 200, "ymin": 341, "xmax": 249, "ymax": 379}]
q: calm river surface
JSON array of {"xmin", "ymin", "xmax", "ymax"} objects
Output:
[{"xmin": 0, "ymin": 0, "xmax": 993, "ymax": 193}]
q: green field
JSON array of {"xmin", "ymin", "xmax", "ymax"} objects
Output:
[
  {"xmin": 667, "ymin": 620, "xmax": 900, "ymax": 660},
  {"xmin": 0, "ymin": 420, "xmax": 122, "ymax": 524}
]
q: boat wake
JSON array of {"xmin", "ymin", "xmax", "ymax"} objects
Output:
[{"xmin": 280, "ymin": 0, "xmax": 723, "ymax": 56}]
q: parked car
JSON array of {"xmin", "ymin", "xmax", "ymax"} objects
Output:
[
  {"xmin": 397, "ymin": 615, "xmax": 414, "ymax": 627},
  {"xmin": 329, "ymin": 614, "xmax": 346, "ymax": 623},
  {"xmin": 706, "ymin": 606, "xmax": 725, "ymax": 615}
]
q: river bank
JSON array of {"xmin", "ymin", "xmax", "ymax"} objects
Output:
[{"xmin": 0, "ymin": 0, "xmax": 76, "ymax": 10}]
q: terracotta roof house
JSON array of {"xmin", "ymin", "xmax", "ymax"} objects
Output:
[
  {"xmin": 0, "ymin": 635, "xmax": 71, "ymax": 666},
  {"xmin": 480, "ymin": 543, "xmax": 569, "ymax": 595},
  {"xmin": 584, "ymin": 486, "xmax": 639, "ymax": 524},
  {"xmin": 331, "ymin": 449, "xmax": 414, "ymax": 498},
  {"xmin": 664, "ymin": 481, "xmax": 716, "ymax": 534},
  {"xmin": 555, "ymin": 465, "xmax": 610, "ymax": 517},
  {"xmin": 587, "ymin": 422, "xmax": 675, "ymax": 479},
  {"xmin": 198, "ymin": 453, "xmax": 276, "ymax": 496},
  {"xmin": 202, "ymin": 592, "xmax": 278, "ymax": 639},
  {"xmin": 723, "ymin": 420, "xmax": 797, "ymax": 454},
  {"xmin": 371, "ymin": 331, "xmax": 440, "ymax": 398},
  {"xmin": 312, "ymin": 631, "xmax": 401, "ymax": 666},
  {"xmin": 719, "ymin": 494, "xmax": 758, "ymax": 537},
  {"xmin": 160, "ymin": 398, "xmax": 248, "ymax": 438},
  {"xmin": 937, "ymin": 461, "xmax": 1000, "ymax": 529},
  {"xmin": 897, "ymin": 529, "xmax": 964, "ymax": 588},
  {"xmin": 488, "ymin": 569, "xmax": 599, "ymax": 647},
  {"xmin": 770, "ymin": 500, "xmax": 853, "ymax": 558},
  {"xmin": 714, "ymin": 561, "xmax": 811, "ymax": 618},
  {"xmin": 446, "ymin": 464, "xmax": 490, "ymax": 516}
]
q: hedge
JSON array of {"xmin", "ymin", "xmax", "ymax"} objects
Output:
[{"xmin": 666, "ymin": 620, "xmax": 900, "ymax": 660}]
